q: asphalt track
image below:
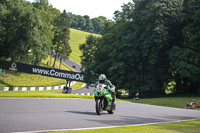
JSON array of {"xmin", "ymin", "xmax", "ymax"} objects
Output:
[
  {"xmin": 1, "ymin": 98, "xmax": 200, "ymax": 133},
  {"xmin": 63, "ymin": 59, "xmax": 81, "ymax": 72},
  {"xmin": 63, "ymin": 59, "xmax": 95, "ymax": 94}
]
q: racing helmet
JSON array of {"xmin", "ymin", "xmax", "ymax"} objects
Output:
[{"xmin": 98, "ymin": 74, "xmax": 106, "ymax": 83}]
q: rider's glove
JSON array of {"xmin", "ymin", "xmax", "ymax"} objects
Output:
[{"xmin": 107, "ymin": 89, "xmax": 112, "ymax": 92}]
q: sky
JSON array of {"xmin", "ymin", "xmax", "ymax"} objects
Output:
[{"xmin": 27, "ymin": 0, "xmax": 133, "ymax": 19}]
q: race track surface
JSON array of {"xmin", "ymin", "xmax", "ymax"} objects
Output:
[{"xmin": 0, "ymin": 98, "xmax": 200, "ymax": 133}]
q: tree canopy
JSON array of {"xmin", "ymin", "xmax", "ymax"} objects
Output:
[
  {"xmin": 0, "ymin": 0, "xmax": 71, "ymax": 66},
  {"xmin": 80, "ymin": 0, "xmax": 200, "ymax": 95},
  {"xmin": 67, "ymin": 12, "xmax": 110, "ymax": 34}
]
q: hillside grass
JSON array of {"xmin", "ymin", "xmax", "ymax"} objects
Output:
[
  {"xmin": 69, "ymin": 28, "xmax": 101, "ymax": 64},
  {"xmin": 0, "ymin": 28, "xmax": 99, "ymax": 87},
  {"xmin": 0, "ymin": 55, "xmax": 77, "ymax": 87}
]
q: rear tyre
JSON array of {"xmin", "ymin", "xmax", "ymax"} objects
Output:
[{"xmin": 96, "ymin": 99, "xmax": 103, "ymax": 115}]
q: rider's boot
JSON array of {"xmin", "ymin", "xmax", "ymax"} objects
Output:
[{"xmin": 112, "ymin": 95, "xmax": 116, "ymax": 110}]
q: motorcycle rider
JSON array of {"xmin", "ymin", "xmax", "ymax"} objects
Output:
[{"xmin": 98, "ymin": 74, "xmax": 116, "ymax": 109}]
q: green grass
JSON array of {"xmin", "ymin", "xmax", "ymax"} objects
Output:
[
  {"xmin": 0, "ymin": 56, "xmax": 70, "ymax": 87},
  {"xmin": 127, "ymin": 95, "xmax": 200, "ymax": 109},
  {"xmin": 0, "ymin": 72, "xmax": 65, "ymax": 87},
  {"xmin": 0, "ymin": 91, "xmax": 93, "ymax": 99},
  {"xmin": 0, "ymin": 28, "xmax": 99, "ymax": 87},
  {"xmin": 53, "ymin": 119, "xmax": 200, "ymax": 133},
  {"xmin": 69, "ymin": 28, "xmax": 101, "ymax": 64},
  {"xmin": 71, "ymin": 82, "xmax": 84, "ymax": 89}
]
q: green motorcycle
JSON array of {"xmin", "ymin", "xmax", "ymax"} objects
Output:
[{"xmin": 94, "ymin": 83, "xmax": 115, "ymax": 115}]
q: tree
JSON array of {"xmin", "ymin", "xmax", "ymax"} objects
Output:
[
  {"xmin": 169, "ymin": 0, "xmax": 200, "ymax": 93},
  {"xmin": 84, "ymin": 15, "xmax": 93, "ymax": 32},
  {"xmin": 35, "ymin": 0, "xmax": 49, "ymax": 5},
  {"xmin": 101, "ymin": 0, "xmax": 183, "ymax": 95},
  {"xmin": 30, "ymin": 0, "xmax": 57, "ymax": 65},
  {"xmin": 77, "ymin": 15, "xmax": 86, "ymax": 30},
  {"xmin": 0, "ymin": 0, "xmax": 59, "ymax": 65},
  {"xmin": 0, "ymin": 0, "xmax": 43, "ymax": 64},
  {"xmin": 68, "ymin": 12, "xmax": 109, "ymax": 34},
  {"xmin": 80, "ymin": 0, "xmax": 187, "ymax": 96},
  {"xmin": 0, "ymin": 2, "xmax": 9, "ymax": 59},
  {"xmin": 91, "ymin": 16, "xmax": 107, "ymax": 34},
  {"xmin": 52, "ymin": 10, "xmax": 71, "ymax": 68},
  {"xmin": 80, "ymin": 35, "xmax": 100, "ymax": 83}
]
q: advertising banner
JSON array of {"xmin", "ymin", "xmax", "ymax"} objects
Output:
[
  {"xmin": 0, "ymin": 69, "xmax": 2, "ymax": 77},
  {"xmin": 0, "ymin": 60, "xmax": 84, "ymax": 82}
]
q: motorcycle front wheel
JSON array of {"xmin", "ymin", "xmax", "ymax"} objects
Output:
[{"xmin": 96, "ymin": 99, "xmax": 103, "ymax": 115}]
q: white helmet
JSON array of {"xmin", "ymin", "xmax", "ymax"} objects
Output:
[{"xmin": 98, "ymin": 74, "xmax": 106, "ymax": 82}]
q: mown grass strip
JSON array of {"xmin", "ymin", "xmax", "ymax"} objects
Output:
[
  {"xmin": 52, "ymin": 119, "xmax": 200, "ymax": 133},
  {"xmin": 127, "ymin": 96, "xmax": 200, "ymax": 109},
  {"xmin": 0, "ymin": 91, "xmax": 93, "ymax": 99}
]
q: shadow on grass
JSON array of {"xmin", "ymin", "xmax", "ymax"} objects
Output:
[
  {"xmin": 0, "ymin": 80, "xmax": 13, "ymax": 87},
  {"xmin": 3, "ymin": 70, "xmax": 21, "ymax": 77}
]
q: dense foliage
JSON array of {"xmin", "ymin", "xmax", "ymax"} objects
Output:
[
  {"xmin": 80, "ymin": 0, "xmax": 200, "ymax": 95},
  {"xmin": 52, "ymin": 10, "xmax": 71, "ymax": 68},
  {"xmin": 0, "ymin": 0, "xmax": 71, "ymax": 66},
  {"xmin": 67, "ymin": 13, "xmax": 110, "ymax": 34}
]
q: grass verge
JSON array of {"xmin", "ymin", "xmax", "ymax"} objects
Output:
[
  {"xmin": 71, "ymin": 82, "xmax": 84, "ymax": 89},
  {"xmin": 0, "ymin": 56, "xmax": 69, "ymax": 87},
  {"xmin": 0, "ymin": 91, "xmax": 93, "ymax": 99},
  {"xmin": 125, "ymin": 95, "xmax": 200, "ymax": 110},
  {"xmin": 52, "ymin": 119, "xmax": 200, "ymax": 133}
]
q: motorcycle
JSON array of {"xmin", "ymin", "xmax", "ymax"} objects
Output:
[{"xmin": 94, "ymin": 83, "xmax": 115, "ymax": 115}]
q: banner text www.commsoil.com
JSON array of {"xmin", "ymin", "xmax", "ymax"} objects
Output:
[{"xmin": 32, "ymin": 68, "xmax": 83, "ymax": 81}]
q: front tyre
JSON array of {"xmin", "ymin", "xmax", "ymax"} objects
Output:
[{"xmin": 96, "ymin": 99, "xmax": 103, "ymax": 115}]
